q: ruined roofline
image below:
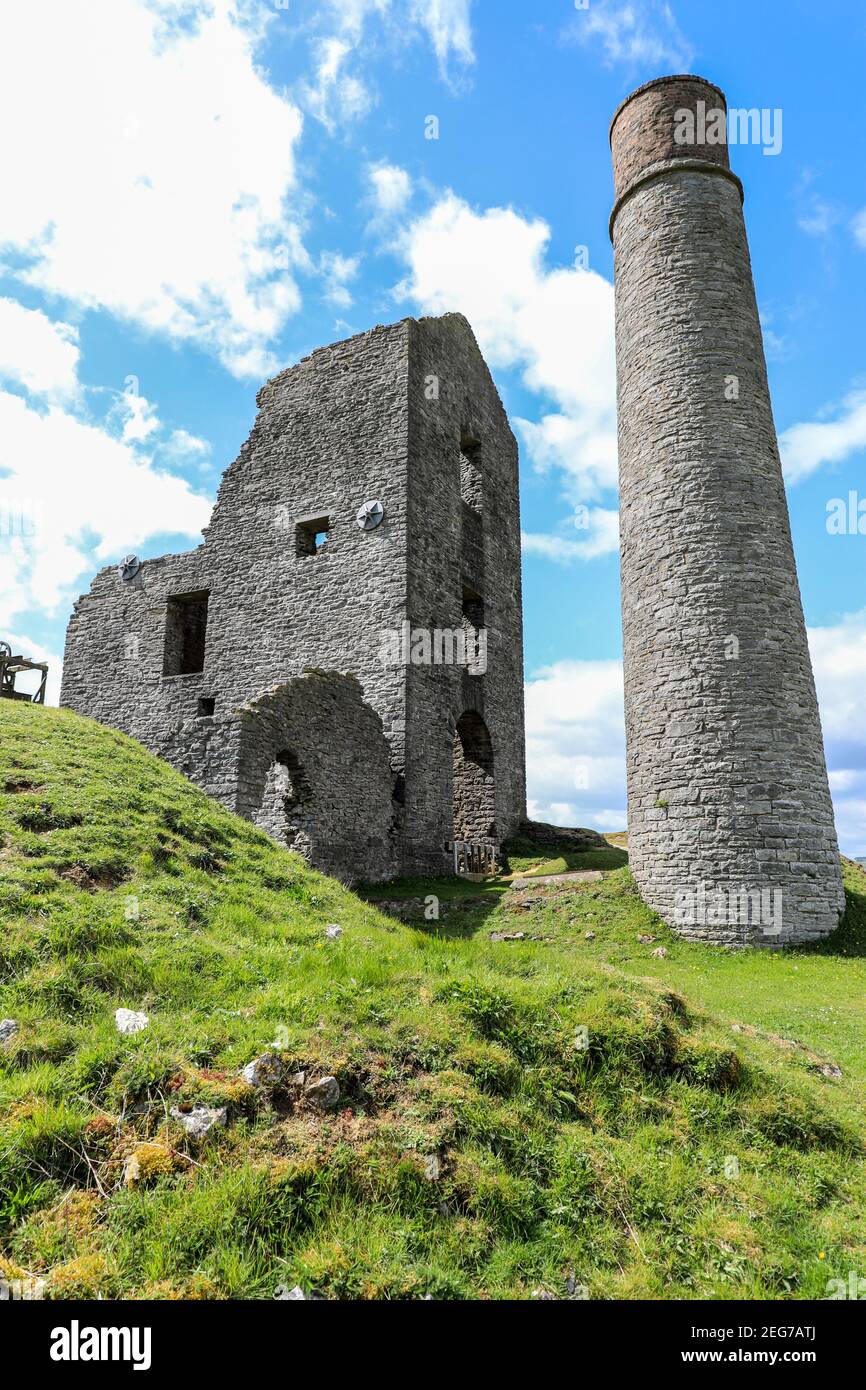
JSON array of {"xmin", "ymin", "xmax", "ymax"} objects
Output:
[
  {"xmin": 608, "ymin": 72, "xmax": 728, "ymax": 144},
  {"xmin": 256, "ymin": 311, "xmax": 478, "ymax": 406}
]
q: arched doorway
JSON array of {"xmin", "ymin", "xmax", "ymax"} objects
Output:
[
  {"xmin": 257, "ymin": 747, "xmax": 312, "ymax": 854},
  {"xmin": 453, "ymin": 711, "xmax": 496, "ymax": 841}
]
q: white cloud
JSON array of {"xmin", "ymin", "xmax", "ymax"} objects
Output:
[
  {"xmin": 303, "ymin": 35, "xmax": 374, "ymax": 130},
  {"xmin": 368, "ymin": 162, "xmax": 413, "ymax": 219},
  {"xmin": 779, "ymin": 387, "xmax": 866, "ymax": 484},
  {"xmin": 409, "ymin": 0, "xmax": 474, "ymax": 74},
  {"xmin": 0, "ymin": 0, "xmax": 306, "ymax": 379},
  {"xmin": 520, "ymin": 616, "xmax": 866, "ymax": 855},
  {"xmin": 568, "ymin": 0, "xmax": 695, "ymax": 71},
  {"xmin": 112, "ymin": 390, "xmax": 161, "ymax": 445},
  {"xmin": 850, "ymin": 207, "xmax": 866, "ymax": 248},
  {"xmin": 809, "ymin": 609, "xmax": 866, "ymax": 855},
  {"xmin": 318, "ymin": 251, "xmax": 361, "ymax": 308},
  {"xmin": 522, "ymin": 509, "xmax": 619, "ymax": 563},
  {"xmin": 303, "ymin": 0, "xmax": 474, "ymax": 127},
  {"xmin": 0, "ymin": 299, "xmax": 81, "ymax": 400},
  {"xmin": 794, "ymin": 171, "xmax": 842, "ymax": 240},
  {"xmin": 397, "ymin": 193, "xmax": 617, "ymax": 503},
  {"xmin": 164, "ymin": 428, "xmax": 212, "ymax": 460},
  {"xmin": 797, "ymin": 193, "xmax": 842, "ymax": 239},
  {"xmin": 0, "ymin": 387, "xmax": 212, "ymax": 625},
  {"xmin": 525, "ymin": 658, "xmax": 626, "ymax": 830}
]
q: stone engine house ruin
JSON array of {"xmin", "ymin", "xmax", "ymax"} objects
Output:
[
  {"xmin": 60, "ymin": 75, "xmax": 846, "ymax": 946},
  {"xmin": 61, "ymin": 313, "xmax": 527, "ymax": 882},
  {"xmin": 610, "ymin": 75, "xmax": 844, "ymax": 946}
]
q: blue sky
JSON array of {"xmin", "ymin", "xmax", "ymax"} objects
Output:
[{"xmin": 1, "ymin": 0, "xmax": 865, "ymax": 849}]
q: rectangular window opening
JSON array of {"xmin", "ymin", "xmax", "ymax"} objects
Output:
[
  {"xmin": 197, "ymin": 697, "xmax": 216, "ymax": 717},
  {"xmin": 462, "ymin": 583, "xmax": 485, "ymax": 631},
  {"xmin": 296, "ymin": 515, "xmax": 330, "ymax": 557},
  {"xmin": 460, "ymin": 432, "xmax": 483, "ymax": 512},
  {"xmin": 163, "ymin": 591, "xmax": 209, "ymax": 676}
]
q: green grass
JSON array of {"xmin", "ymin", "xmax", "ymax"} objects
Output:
[{"xmin": 1, "ymin": 702, "xmax": 865, "ymax": 1301}]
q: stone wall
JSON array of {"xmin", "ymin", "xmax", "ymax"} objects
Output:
[
  {"xmin": 60, "ymin": 313, "xmax": 527, "ymax": 881},
  {"xmin": 402, "ymin": 313, "xmax": 527, "ymax": 872},
  {"xmin": 610, "ymin": 75, "xmax": 844, "ymax": 945}
]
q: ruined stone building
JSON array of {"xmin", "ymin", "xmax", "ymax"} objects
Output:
[
  {"xmin": 61, "ymin": 313, "xmax": 527, "ymax": 881},
  {"xmin": 610, "ymin": 75, "xmax": 844, "ymax": 945},
  {"xmin": 61, "ymin": 76, "xmax": 845, "ymax": 943}
]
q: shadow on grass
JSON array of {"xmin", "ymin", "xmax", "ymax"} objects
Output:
[
  {"xmin": 357, "ymin": 841, "xmax": 630, "ymax": 940},
  {"xmin": 357, "ymin": 873, "xmax": 507, "ymax": 938}
]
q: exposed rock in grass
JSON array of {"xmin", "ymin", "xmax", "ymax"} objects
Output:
[
  {"xmin": 305, "ymin": 1076, "xmax": 340, "ymax": 1109},
  {"xmin": 241, "ymin": 1053, "xmax": 286, "ymax": 1088},
  {"xmin": 115, "ymin": 1008, "xmax": 149, "ymax": 1036},
  {"xmin": 170, "ymin": 1104, "xmax": 227, "ymax": 1138},
  {"xmin": 325, "ymin": 924, "xmax": 343, "ymax": 939},
  {"xmin": 0, "ymin": 1018, "xmax": 19, "ymax": 1045}
]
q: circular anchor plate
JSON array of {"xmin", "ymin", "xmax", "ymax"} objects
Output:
[{"xmin": 356, "ymin": 499, "xmax": 385, "ymax": 532}]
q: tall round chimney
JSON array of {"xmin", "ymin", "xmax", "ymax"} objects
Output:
[{"xmin": 609, "ymin": 75, "xmax": 844, "ymax": 945}]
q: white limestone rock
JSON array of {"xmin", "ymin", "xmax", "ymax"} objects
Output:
[
  {"xmin": 170, "ymin": 1105, "xmax": 227, "ymax": 1138},
  {"xmin": 115, "ymin": 1008, "xmax": 149, "ymax": 1036},
  {"xmin": 305, "ymin": 1075, "xmax": 340, "ymax": 1110}
]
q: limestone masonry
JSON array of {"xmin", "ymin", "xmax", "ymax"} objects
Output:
[
  {"xmin": 610, "ymin": 75, "xmax": 844, "ymax": 945},
  {"xmin": 61, "ymin": 313, "xmax": 527, "ymax": 882},
  {"xmin": 61, "ymin": 77, "xmax": 846, "ymax": 943}
]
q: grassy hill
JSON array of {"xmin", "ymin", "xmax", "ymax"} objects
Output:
[{"xmin": 1, "ymin": 701, "xmax": 865, "ymax": 1301}]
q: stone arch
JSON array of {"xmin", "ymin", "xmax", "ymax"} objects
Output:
[
  {"xmin": 234, "ymin": 672, "xmax": 395, "ymax": 882},
  {"xmin": 257, "ymin": 747, "xmax": 314, "ymax": 858},
  {"xmin": 453, "ymin": 710, "xmax": 496, "ymax": 840}
]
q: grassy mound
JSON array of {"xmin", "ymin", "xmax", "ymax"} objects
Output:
[{"xmin": 1, "ymin": 702, "xmax": 865, "ymax": 1300}]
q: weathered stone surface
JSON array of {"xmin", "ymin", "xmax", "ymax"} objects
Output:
[
  {"xmin": 170, "ymin": 1104, "xmax": 227, "ymax": 1138},
  {"xmin": 60, "ymin": 314, "xmax": 527, "ymax": 884},
  {"xmin": 115, "ymin": 1008, "xmax": 149, "ymax": 1036},
  {"xmin": 304, "ymin": 1075, "xmax": 340, "ymax": 1109},
  {"xmin": 609, "ymin": 76, "xmax": 845, "ymax": 947},
  {"xmin": 0, "ymin": 1019, "xmax": 19, "ymax": 1044},
  {"xmin": 241, "ymin": 1053, "xmax": 285, "ymax": 1088}
]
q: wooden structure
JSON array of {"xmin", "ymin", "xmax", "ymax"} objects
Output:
[{"xmin": 0, "ymin": 641, "xmax": 48, "ymax": 704}]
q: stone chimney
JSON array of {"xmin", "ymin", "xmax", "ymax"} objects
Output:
[{"xmin": 609, "ymin": 75, "xmax": 844, "ymax": 945}]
